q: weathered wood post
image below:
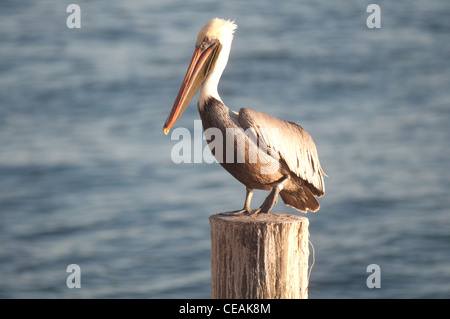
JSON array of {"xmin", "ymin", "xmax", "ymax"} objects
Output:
[{"xmin": 210, "ymin": 213, "xmax": 310, "ymax": 299}]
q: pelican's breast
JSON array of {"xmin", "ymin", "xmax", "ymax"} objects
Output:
[{"xmin": 199, "ymin": 98, "xmax": 283, "ymax": 190}]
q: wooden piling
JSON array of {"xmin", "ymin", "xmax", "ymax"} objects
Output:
[{"xmin": 210, "ymin": 213, "xmax": 310, "ymax": 299}]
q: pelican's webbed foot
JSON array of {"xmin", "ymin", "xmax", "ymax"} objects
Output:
[
  {"xmin": 217, "ymin": 208, "xmax": 255, "ymax": 216},
  {"xmin": 216, "ymin": 188, "xmax": 256, "ymax": 216}
]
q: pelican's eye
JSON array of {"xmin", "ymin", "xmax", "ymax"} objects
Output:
[{"xmin": 200, "ymin": 36, "xmax": 213, "ymax": 50}]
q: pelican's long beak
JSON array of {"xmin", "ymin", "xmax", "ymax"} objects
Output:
[{"xmin": 163, "ymin": 41, "xmax": 221, "ymax": 135}]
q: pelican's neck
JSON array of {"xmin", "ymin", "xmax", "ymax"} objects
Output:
[{"xmin": 198, "ymin": 40, "xmax": 232, "ymax": 111}]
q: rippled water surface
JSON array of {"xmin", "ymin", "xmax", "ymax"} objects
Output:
[{"xmin": 1, "ymin": 0, "xmax": 449, "ymax": 298}]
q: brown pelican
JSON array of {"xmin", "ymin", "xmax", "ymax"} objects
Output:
[{"xmin": 163, "ymin": 18, "xmax": 325, "ymax": 214}]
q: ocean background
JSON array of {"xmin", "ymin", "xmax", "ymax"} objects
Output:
[{"xmin": 1, "ymin": 0, "xmax": 449, "ymax": 298}]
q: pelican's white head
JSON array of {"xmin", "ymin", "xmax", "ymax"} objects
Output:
[
  {"xmin": 196, "ymin": 18, "xmax": 237, "ymax": 48},
  {"xmin": 163, "ymin": 18, "xmax": 237, "ymax": 135}
]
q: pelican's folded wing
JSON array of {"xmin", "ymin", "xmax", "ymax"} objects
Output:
[{"xmin": 238, "ymin": 107, "xmax": 325, "ymax": 197}]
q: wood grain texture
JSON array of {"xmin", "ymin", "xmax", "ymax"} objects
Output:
[{"xmin": 210, "ymin": 213, "xmax": 310, "ymax": 299}]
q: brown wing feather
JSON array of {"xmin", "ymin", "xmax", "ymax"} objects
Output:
[{"xmin": 238, "ymin": 107, "xmax": 325, "ymax": 196}]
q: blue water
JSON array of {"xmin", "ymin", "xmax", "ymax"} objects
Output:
[{"xmin": 1, "ymin": 0, "xmax": 449, "ymax": 298}]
